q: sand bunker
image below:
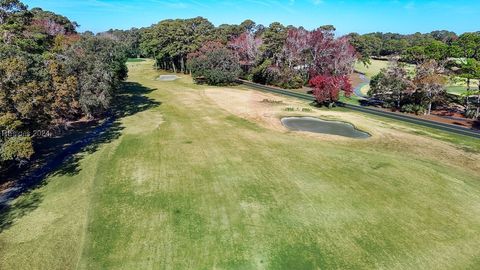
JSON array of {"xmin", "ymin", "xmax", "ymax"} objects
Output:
[{"xmin": 158, "ymin": 75, "xmax": 181, "ymax": 81}]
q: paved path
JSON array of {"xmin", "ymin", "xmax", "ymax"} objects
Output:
[{"xmin": 353, "ymin": 74, "xmax": 369, "ymax": 98}]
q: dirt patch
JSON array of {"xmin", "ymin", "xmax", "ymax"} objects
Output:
[
  {"xmin": 204, "ymin": 87, "xmax": 293, "ymax": 132},
  {"xmin": 205, "ymin": 86, "xmax": 389, "ymax": 139},
  {"xmin": 421, "ymin": 114, "xmax": 474, "ymax": 128},
  {"xmin": 371, "ymin": 106, "xmax": 476, "ymax": 129}
]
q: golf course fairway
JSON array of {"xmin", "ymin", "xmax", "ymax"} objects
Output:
[{"xmin": 1, "ymin": 60, "xmax": 479, "ymax": 270}]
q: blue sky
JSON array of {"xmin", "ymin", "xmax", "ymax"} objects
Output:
[{"xmin": 23, "ymin": 0, "xmax": 480, "ymax": 35}]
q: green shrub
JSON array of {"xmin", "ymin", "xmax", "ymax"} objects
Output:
[
  {"xmin": 401, "ymin": 104, "xmax": 414, "ymax": 113},
  {"xmin": 412, "ymin": 104, "xmax": 426, "ymax": 115},
  {"xmin": 251, "ymin": 59, "xmax": 273, "ymax": 85},
  {"xmin": 382, "ymin": 102, "xmax": 394, "ymax": 109},
  {"xmin": 276, "ymin": 70, "xmax": 305, "ymax": 89},
  {"xmin": 250, "ymin": 60, "xmax": 306, "ymax": 89},
  {"xmin": 401, "ymin": 104, "xmax": 426, "ymax": 115}
]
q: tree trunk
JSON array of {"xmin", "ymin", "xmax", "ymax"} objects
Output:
[
  {"xmin": 467, "ymin": 78, "xmax": 471, "ymax": 90},
  {"xmin": 398, "ymin": 93, "xmax": 402, "ymax": 109},
  {"xmin": 465, "ymin": 95, "xmax": 470, "ymax": 116},
  {"xmin": 476, "ymin": 94, "xmax": 480, "ymax": 118},
  {"xmin": 426, "ymin": 90, "xmax": 433, "ymax": 115},
  {"xmin": 171, "ymin": 60, "xmax": 177, "ymax": 73},
  {"xmin": 180, "ymin": 57, "xmax": 185, "ymax": 74}
]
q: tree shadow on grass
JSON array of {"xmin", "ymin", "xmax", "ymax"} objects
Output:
[
  {"xmin": 0, "ymin": 81, "xmax": 161, "ymax": 232},
  {"xmin": 0, "ymin": 191, "xmax": 42, "ymax": 233}
]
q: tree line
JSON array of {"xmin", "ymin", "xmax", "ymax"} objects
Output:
[
  {"xmin": 106, "ymin": 20, "xmax": 357, "ymax": 105},
  {"xmin": 0, "ymin": 0, "xmax": 128, "ymax": 171},
  {"xmin": 348, "ymin": 31, "xmax": 480, "ymax": 64},
  {"xmin": 107, "ymin": 24, "xmax": 480, "ymax": 78},
  {"xmin": 106, "ymin": 19, "xmax": 480, "ymax": 109},
  {"xmin": 346, "ymin": 30, "xmax": 480, "ymax": 118},
  {"xmin": 350, "ymin": 31, "xmax": 480, "ymax": 90}
]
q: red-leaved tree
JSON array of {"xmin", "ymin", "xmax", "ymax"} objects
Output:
[
  {"xmin": 308, "ymin": 29, "xmax": 356, "ymax": 77},
  {"xmin": 280, "ymin": 27, "xmax": 357, "ymax": 92},
  {"xmin": 309, "ymin": 75, "xmax": 352, "ymax": 105},
  {"xmin": 228, "ymin": 32, "xmax": 262, "ymax": 67},
  {"xmin": 282, "ymin": 27, "xmax": 309, "ymax": 68}
]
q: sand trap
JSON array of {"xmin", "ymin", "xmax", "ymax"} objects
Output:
[{"xmin": 158, "ymin": 75, "xmax": 181, "ymax": 81}]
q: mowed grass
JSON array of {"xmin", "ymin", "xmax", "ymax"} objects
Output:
[
  {"xmin": 339, "ymin": 94, "xmax": 363, "ymax": 105},
  {"xmin": 127, "ymin": 58, "xmax": 146, "ymax": 63},
  {"xmin": 355, "ymin": 59, "xmax": 390, "ymax": 78},
  {"xmin": 355, "ymin": 60, "xmax": 416, "ymax": 80},
  {"xmin": 1, "ymin": 59, "xmax": 480, "ymax": 269},
  {"xmin": 446, "ymin": 80, "xmax": 480, "ymax": 96},
  {"xmin": 447, "ymin": 85, "xmax": 470, "ymax": 96}
]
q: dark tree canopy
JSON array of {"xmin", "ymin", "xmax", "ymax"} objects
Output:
[
  {"xmin": 0, "ymin": 0, "xmax": 127, "ymax": 169},
  {"xmin": 140, "ymin": 17, "xmax": 215, "ymax": 73},
  {"xmin": 187, "ymin": 41, "xmax": 241, "ymax": 85},
  {"xmin": 348, "ymin": 30, "xmax": 480, "ymax": 64}
]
